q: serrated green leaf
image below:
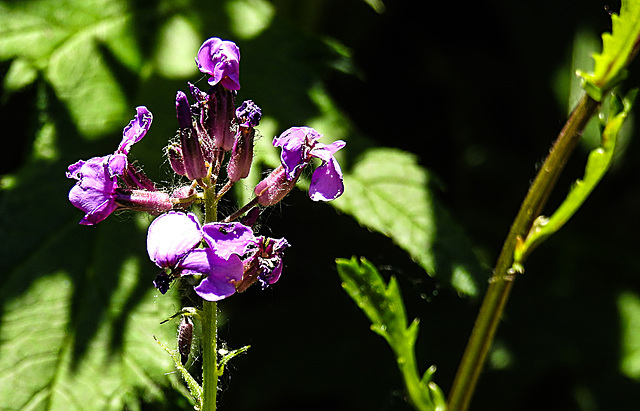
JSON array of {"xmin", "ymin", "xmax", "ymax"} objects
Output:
[
  {"xmin": 333, "ymin": 148, "xmax": 485, "ymax": 296},
  {"xmin": 0, "ymin": 0, "xmax": 143, "ymax": 136},
  {"xmin": 336, "ymin": 256, "xmax": 444, "ymax": 411},
  {"xmin": 337, "ymin": 256, "xmax": 402, "ymax": 340},
  {"xmin": 0, "ymin": 141, "xmax": 182, "ymax": 410},
  {"xmin": 578, "ymin": 0, "xmax": 640, "ymax": 100},
  {"xmin": 0, "ymin": 264, "xmax": 181, "ymax": 410},
  {"xmin": 155, "ymin": 336, "xmax": 202, "ymax": 409},
  {"xmin": 515, "ymin": 89, "xmax": 636, "ymax": 264}
]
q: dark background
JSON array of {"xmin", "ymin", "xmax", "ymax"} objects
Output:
[{"xmin": 3, "ymin": 0, "xmax": 640, "ymax": 410}]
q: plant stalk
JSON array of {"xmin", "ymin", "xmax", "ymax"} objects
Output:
[
  {"xmin": 201, "ymin": 181, "xmax": 219, "ymax": 411},
  {"xmin": 201, "ymin": 299, "xmax": 218, "ymax": 411},
  {"xmin": 446, "ymin": 93, "xmax": 599, "ymax": 411}
]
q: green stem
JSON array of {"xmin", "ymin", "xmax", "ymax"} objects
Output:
[
  {"xmin": 201, "ymin": 299, "xmax": 218, "ymax": 411},
  {"xmin": 446, "ymin": 93, "xmax": 599, "ymax": 411},
  {"xmin": 222, "ymin": 197, "xmax": 259, "ymax": 223},
  {"xmin": 201, "ymin": 182, "xmax": 219, "ymax": 411},
  {"xmin": 396, "ymin": 344, "xmax": 431, "ymax": 411}
]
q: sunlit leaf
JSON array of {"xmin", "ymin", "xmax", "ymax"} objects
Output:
[
  {"xmin": 618, "ymin": 291, "xmax": 640, "ymax": 379},
  {"xmin": 336, "ymin": 257, "xmax": 446, "ymax": 411},
  {"xmin": 515, "ymin": 89, "xmax": 637, "ymax": 265},
  {"xmin": 578, "ymin": 0, "xmax": 640, "ymax": 100},
  {"xmin": 0, "ymin": 0, "xmax": 143, "ymax": 136},
  {"xmin": 333, "ymin": 148, "xmax": 485, "ymax": 297}
]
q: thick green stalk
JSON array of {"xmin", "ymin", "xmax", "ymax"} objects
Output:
[
  {"xmin": 201, "ymin": 299, "xmax": 218, "ymax": 411},
  {"xmin": 446, "ymin": 94, "xmax": 599, "ymax": 411},
  {"xmin": 201, "ymin": 183, "xmax": 219, "ymax": 411}
]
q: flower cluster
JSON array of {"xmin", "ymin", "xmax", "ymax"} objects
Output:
[{"xmin": 66, "ymin": 36, "xmax": 346, "ymax": 301}]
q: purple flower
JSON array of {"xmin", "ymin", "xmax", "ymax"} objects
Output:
[
  {"xmin": 255, "ymin": 127, "xmax": 346, "ymax": 205},
  {"xmin": 238, "ymin": 236, "xmax": 290, "ymax": 292},
  {"xmin": 147, "ymin": 212, "xmax": 244, "ymax": 301},
  {"xmin": 67, "ymin": 107, "xmax": 156, "ymax": 225},
  {"xmin": 202, "ymin": 222, "xmax": 290, "ymax": 293},
  {"xmin": 67, "ymin": 155, "xmax": 123, "ymax": 225},
  {"xmin": 196, "ymin": 37, "xmax": 241, "ymax": 90}
]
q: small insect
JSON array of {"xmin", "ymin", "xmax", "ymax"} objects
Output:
[{"xmin": 178, "ymin": 315, "xmax": 194, "ymax": 365}]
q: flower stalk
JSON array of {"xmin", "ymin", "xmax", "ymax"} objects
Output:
[
  {"xmin": 202, "ymin": 182, "xmax": 219, "ymax": 411},
  {"xmin": 446, "ymin": 93, "xmax": 600, "ymax": 411},
  {"xmin": 201, "ymin": 298, "xmax": 218, "ymax": 411}
]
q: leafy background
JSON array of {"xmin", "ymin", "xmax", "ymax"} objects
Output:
[{"xmin": 2, "ymin": 0, "xmax": 640, "ymax": 409}]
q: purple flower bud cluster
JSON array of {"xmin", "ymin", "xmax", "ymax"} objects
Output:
[{"xmin": 66, "ymin": 37, "xmax": 346, "ymax": 301}]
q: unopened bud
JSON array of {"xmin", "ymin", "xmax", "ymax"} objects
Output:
[
  {"xmin": 115, "ymin": 190, "xmax": 173, "ymax": 215},
  {"xmin": 207, "ymin": 84, "xmax": 236, "ymax": 151},
  {"xmin": 254, "ymin": 165, "xmax": 300, "ymax": 206},
  {"xmin": 166, "ymin": 142, "xmax": 187, "ymax": 176},
  {"xmin": 171, "ymin": 185, "xmax": 196, "ymax": 209},
  {"xmin": 227, "ymin": 128, "xmax": 254, "ymax": 182},
  {"xmin": 176, "ymin": 91, "xmax": 208, "ymax": 180}
]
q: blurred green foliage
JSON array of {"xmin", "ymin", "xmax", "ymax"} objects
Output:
[{"xmin": 1, "ymin": 0, "xmax": 640, "ymax": 410}]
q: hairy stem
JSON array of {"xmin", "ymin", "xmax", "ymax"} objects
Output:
[
  {"xmin": 201, "ymin": 182, "xmax": 219, "ymax": 411},
  {"xmin": 446, "ymin": 93, "xmax": 599, "ymax": 411},
  {"xmin": 222, "ymin": 197, "xmax": 259, "ymax": 223},
  {"xmin": 201, "ymin": 299, "xmax": 218, "ymax": 411}
]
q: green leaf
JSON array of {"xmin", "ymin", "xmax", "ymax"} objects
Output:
[
  {"xmin": 515, "ymin": 89, "xmax": 637, "ymax": 264},
  {"xmin": 577, "ymin": 0, "xmax": 640, "ymax": 100},
  {"xmin": 0, "ymin": 262, "xmax": 182, "ymax": 410},
  {"xmin": 0, "ymin": 0, "xmax": 143, "ymax": 136},
  {"xmin": 618, "ymin": 291, "xmax": 640, "ymax": 379},
  {"xmin": 155, "ymin": 336, "xmax": 202, "ymax": 409},
  {"xmin": 0, "ymin": 127, "xmax": 182, "ymax": 409},
  {"xmin": 333, "ymin": 148, "xmax": 485, "ymax": 297},
  {"xmin": 336, "ymin": 257, "xmax": 446, "ymax": 411},
  {"xmin": 337, "ymin": 257, "xmax": 410, "ymax": 345}
]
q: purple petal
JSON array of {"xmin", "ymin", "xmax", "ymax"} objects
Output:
[
  {"xmin": 118, "ymin": 106, "xmax": 153, "ymax": 155},
  {"xmin": 147, "ymin": 212, "xmax": 202, "ymax": 268},
  {"xmin": 66, "ymin": 159, "xmax": 86, "ymax": 179},
  {"xmin": 235, "ymin": 100, "xmax": 262, "ymax": 127},
  {"xmin": 310, "ymin": 140, "xmax": 346, "ymax": 162},
  {"xmin": 279, "ymin": 138, "xmax": 306, "ymax": 179},
  {"xmin": 309, "ymin": 155, "xmax": 344, "ymax": 201},
  {"xmin": 196, "ymin": 37, "xmax": 241, "ymax": 90},
  {"xmin": 189, "ymin": 252, "xmax": 244, "ymax": 301},
  {"xmin": 268, "ymin": 260, "xmax": 284, "ymax": 284},
  {"xmin": 107, "ymin": 153, "xmax": 127, "ymax": 177},
  {"xmin": 274, "ymin": 127, "xmax": 323, "ymax": 179},
  {"xmin": 202, "ymin": 222, "xmax": 256, "ymax": 259},
  {"xmin": 67, "ymin": 157, "xmax": 119, "ymax": 225},
  {"xmin": 266, "ymin": 237, "xmax": 290, "ymax": 284}
]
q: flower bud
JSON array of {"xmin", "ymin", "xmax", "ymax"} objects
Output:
[
  {"xmin": 207, "ymin": 84, "xmax": 236, "ymax": 151},
  {"xmin": 254, "ymin": 165, "xmax": 301, "ymax": 206},
  {"xmin": 166, "ymin": 142, "xmax": 187, "ymax": 176},
  {"xmin": 226, "ymin": 101, "xmax": 261, "ymax": 182},
  {"xmin": 122, "ymin": 162, "xmax": 157, "ymax": 191},
  {"xmin": 188, "ymin": 82, "xmax": 214, "ymax": 163},
  {"xmin": 227, "ymin": 128, "xmax": 254, "ymax": 182},
  {"xmin": 115, "ymin": 190, "xmax": 174, "ymax": 215},
  {"xmin": 177, "ymin": 316, "xmax": 193, "ymax": 365},
  {"xmin": 176, "ymin": 91, "xmax": 208, "ymax": 180},
  {"xmin": 171, "ymin": 185, "xmax": 196, "ymax": 209}
]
